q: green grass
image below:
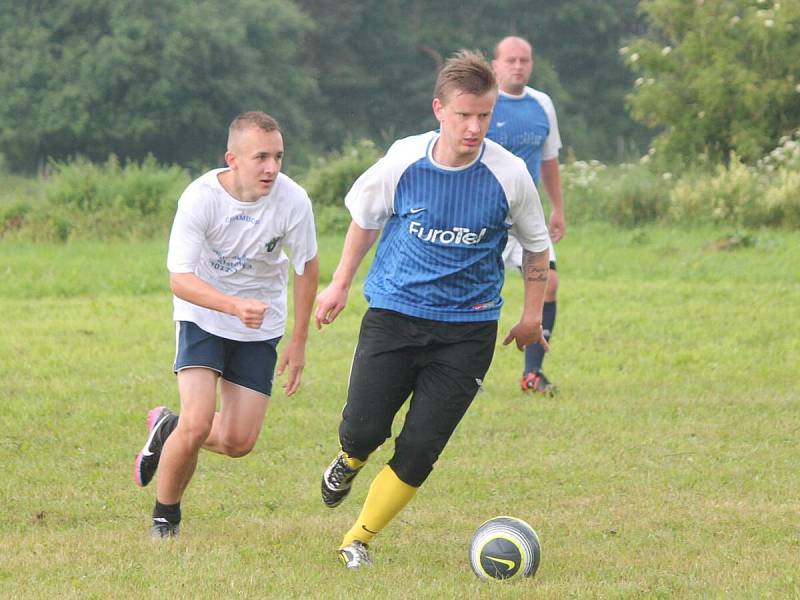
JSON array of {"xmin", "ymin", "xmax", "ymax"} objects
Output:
[{"xmin": 1, "ymin": 224, "xmax": 799, "ymax": 599}]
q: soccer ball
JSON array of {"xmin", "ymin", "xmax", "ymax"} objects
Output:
[{"xmin": 469, "ymin": 516, "xmax": 541, "ymax": 581}]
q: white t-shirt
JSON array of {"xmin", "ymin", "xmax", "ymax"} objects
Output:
[{"xmin": 167, "ymin": 168, "xmax": 317, "ymax": 341}]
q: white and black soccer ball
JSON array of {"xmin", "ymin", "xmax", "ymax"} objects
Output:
[{"xmin": 469, "ymin": 516, "xmax": 541, "ymax": 581}]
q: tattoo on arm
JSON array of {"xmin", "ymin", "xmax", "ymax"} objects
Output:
[{"xmin": 522, "ymin": 249, "xmax": 548, "ymax": 283}]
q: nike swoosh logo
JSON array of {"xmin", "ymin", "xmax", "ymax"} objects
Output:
[
  {"xmin": 497, "ymin": 121, "xmax": 507, "ymax": 127},
  {"xmin": 140, "ymin": 415, "xmax": 168, "ymax": 457},
  {"xmin": 487, "ymin": 556, "xmax": 516, "ymax": 570},
  {"xmin": 361, "ymin": 525, "xmax": 378, "ymax": 534},
  {"xmin": 409, "ymin": 207, "xmax": 426, "ymax": 214}
]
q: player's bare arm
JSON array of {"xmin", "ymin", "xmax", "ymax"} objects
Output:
[
  {"xmin": 503, "ymin": 248, "xmax": 550, "ymax": 351},
  {"xmin": 541, "ymin": 158, "xmax": 565, "ymax": 243},
  {"xmin": 315, "ymin": 222, "xmax": 380, "ymax": 328},
  {"xmin": 170, "ymin": 272, "xmax": 267, "ymax": 329},
  {"xmin": 277, "ymin": 255, "xmax": 320, "ymax": 395}
]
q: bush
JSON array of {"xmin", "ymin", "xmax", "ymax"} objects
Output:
[
  {"xmin": 763, "ymin": 169, "xmax": 800, "ymax": 228},
  {"xmin": 302, "ymin": 139, "xmax": 381, "ymax": 208},
  {"xmin": 0, "ymin": 201, "xmax": 32, "ymax": 235},
  {"xmin": 0, "ymin": 155, "xmax": 189, "ymax": 242},
  {"xmin": 45, "ymin": 157, "xmax": 107, "ymax": 212},
  {"xmin": 116, "ymin": 155, "xmax": 190, "ymax": 218},
  {"xmin": 668, "ymin": 132, "xmax": 800, "ymax": 228},
  {"xmin": 28, "ymin": 209, "xmax": 73, "ymax": 243},
  {"xmin": 46, "ymin": 154, "xmax": 189, "ymax": 219},
  {"xmin": 314, "ymin": 204, "xmax": 352, "ymax": 235},
  {"xmin": 2, "ymin": 204, "xmax": 73, "ymax": 242},
  {"xmin": 3, "ymin": 133, "xmax": 797, "ymax": 243},
  {"xmin": 668, "ymin": 157, "xmax": 766, "ymax": 226},
  {"xmin": 562, "ymin": 161, "xmax": 671, "ymax": 227}
]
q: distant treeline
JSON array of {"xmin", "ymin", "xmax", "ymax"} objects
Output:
[
  {"xmin": 1, "ymin": 1, "xmax": 650, "ymax": 172},
  {"xmin": 3, "ymin": 1, "xmax": 797, "ymax": 175}
]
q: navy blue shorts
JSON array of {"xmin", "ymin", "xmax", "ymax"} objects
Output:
[{"xmin": 173, "ymin": 321, "xmax": 281, "ymax": 396}]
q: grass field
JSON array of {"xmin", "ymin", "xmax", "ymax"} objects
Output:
[{"xmin": 1, "ymin": 224, "xmax": 799, "ymax": 599}]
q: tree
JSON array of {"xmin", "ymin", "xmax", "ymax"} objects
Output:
[
  {"xmin": 299, "ymin": 0, "xmax": 648, "ymax": 161},
  {"xmin": 0, "ymin": 0, "xmax": 316, "ymax": 171},
  {"xmin": 0, "ymin": 0, "xmax": 651, "ymax": 170},
  {"xmin": 625, "ymin": 0, "xmax": 800, "ymax": 167}
]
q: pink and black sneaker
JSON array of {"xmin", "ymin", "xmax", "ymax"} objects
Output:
[{"xmin": 134, "ymin": 406, "xmax": 177, "ymax": 487}]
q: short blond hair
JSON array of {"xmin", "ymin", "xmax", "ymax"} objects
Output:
[
  {"xmin": 434, "ymin": 50, "xmax": 497, "ymax": 102},
  {"xmin": 228, "ymin": 111, "xmax": 281, "ymax": 139}
]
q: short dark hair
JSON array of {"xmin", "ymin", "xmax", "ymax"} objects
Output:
[
  {"xmin": 229, "ymin": 111, "xmax": 281, "ymax": 137},
  {"xmin": 434, "ymin": 50, "xmax": 497, "ymax": 102}
]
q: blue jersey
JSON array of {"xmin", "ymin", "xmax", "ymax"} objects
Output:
[
  {"xmin": 345, "ymin": 131, "xmax": 549, "ymax": 323},
  {"xmin": 487, "ymin": 87, "xmax": 561, "ymax": 185}
]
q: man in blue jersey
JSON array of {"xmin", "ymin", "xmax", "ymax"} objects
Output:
[
  {"xmin": 314, "ymin": 50, "xmax": 551, "ymax": 568},
  {"xmin": 488, "ymin": 35, "xmax": 565, "ymax": 395}
]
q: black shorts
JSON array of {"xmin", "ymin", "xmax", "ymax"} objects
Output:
[
  {"xmin": 339, "ymin": 309, "xmax": 497, "ymax": 487},
  {"xmin": 173, "ymin": 321, "xmax": 280, "ymax": 396}
]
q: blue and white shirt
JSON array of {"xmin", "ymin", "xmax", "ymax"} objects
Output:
[
  {"xmin": 345, "ymin": 131, "xmax": 549, "ymax": 323},
  {"xmin": 486, "ymin": 87, "xmax": 561, "ymax": 184}
]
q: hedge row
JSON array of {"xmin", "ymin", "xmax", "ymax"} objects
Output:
[{"xmin": 2, "ymin": 132, "xmax": 798, "ymax": 243}]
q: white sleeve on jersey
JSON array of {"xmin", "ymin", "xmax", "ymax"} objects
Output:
[
  {"xmin": 482, "ymin": 140, "xmax": 550, "ymax": 254},
  {"xmin": 282, "ymin": 190, "xmax": 318, "ymax": 275},
  {"xmin": 345, "ymin": 134, "xmax": 432, "ymax": 229},
  {"xmin": 507, "ymin": 167, "xmax": 551, "ymax": 254},
  {"xmin": 167, "ymin": 185, "xmax": 210, "ymax": 274},
  {"xmin": 344, "ymin": 154, "xmax": 397, "ymax": 230},
  {"xmin": 528, "ymin": 87, "xmax": 562, "ymax": 161}
]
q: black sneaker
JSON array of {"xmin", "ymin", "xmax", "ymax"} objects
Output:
[
  {"xmin": 321, "ymin": 452, "xmax": 362, "ymax": 508},
  {"xmin": 338, "ymin": 540, "xmax": 372, "ymax": 568},
  {"xmin": 150, "ymin": 518, "xmax": 180, "ymax": 539},
  {"xmin": 521, "ymin": 371, "xmax": 558, "ymax": 396},
  {"xmin": 134, "ymin": 406, "xmax": 177, "ymax": 487}
]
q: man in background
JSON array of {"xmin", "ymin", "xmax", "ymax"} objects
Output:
[{"xmin": 488, "ymin": 35, "xmax": 565, "ymax": 395}]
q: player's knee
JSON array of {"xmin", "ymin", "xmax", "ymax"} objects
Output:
[
  {"xmin": 221, "ymin": 431, "xmax": 258, "ymax": 458},
  {"xmin": 389, "ymin": 445, "xmax": 439, "ymax": 488},
  {"xmin": 340, "ymin": 423, "xmax": 388, "ymax": 458},
  {"xmin": 176, "ymin": 416, "xmax": 213, "ymax": 448},
  {"xmin": 223, "ymin": 442, "xmax": 255, "ymax": 458}
]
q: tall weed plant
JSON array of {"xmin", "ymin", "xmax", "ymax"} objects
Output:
[
  {"xmin": 668, "ymin": 131, "xmax": 800, "ymax": 228},
  {"xmin": 669, "ymin": 157, "xmax": 767, "ymax": 226}
]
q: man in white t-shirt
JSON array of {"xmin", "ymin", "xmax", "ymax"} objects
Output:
[
  {"xmin": 133, "ymin": 111, "xmax": 319, "ymax": 538},
  {"xmin": 487, "ymin": 36, "xmax": 565, "ymax": 395}
]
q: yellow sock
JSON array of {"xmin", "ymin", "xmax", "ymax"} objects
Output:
[
  {"xmin": 341, "ymin": 466, "xmax": 417, "ymax": 548},
  {"xmin": 343, "ymin": 453, "xmax": 366, "ymax": 469}
]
